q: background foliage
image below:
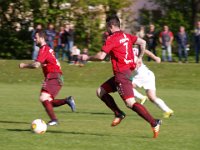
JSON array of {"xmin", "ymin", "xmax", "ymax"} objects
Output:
[
  {"xmin": 0, "ymin": 0, "xmax": 199, "ymax": 59},
  {"xmin": 0, "ymin": 60, "xmax": 200, "ymax": 150},
  {"xmin": 140, "ymin": 0, "xmax": 200, "ymax": 39},
  {"xmin": 0, "ymin": 0, "xmax": 130, "ymax": 59}
]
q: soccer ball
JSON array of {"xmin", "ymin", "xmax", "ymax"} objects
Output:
[{"xmin": 31, "ymin": 119, "xmax": 47, "ymax": 134}]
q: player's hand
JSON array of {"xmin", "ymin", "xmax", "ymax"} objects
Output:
[
  {"xmin": 87, "ymin": 56, "xmax": 91, "ymax": 60},
  {"xmin": 19, "ymin": 63, "xmax": 26, "ymax": 69},
  {"xmin": 155, "ymin": 57, "xmax": 161, "ymax": 63},
  {"xmin": 136, "ymin": 58, "xmax": 142, "ymax": 68}
]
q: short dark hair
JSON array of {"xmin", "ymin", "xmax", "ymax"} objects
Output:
[
  {"xmin": 35, "ymin": 30, "xmax": 46, "ymax": 39},
  {"xmin": 106, "ymin": 15, "xmax": 120, "ymax": 28}
]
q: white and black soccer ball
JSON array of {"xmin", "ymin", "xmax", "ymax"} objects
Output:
[{"xmin": 31, "ymin": 119, "xmax": 47, "ymax": 134}]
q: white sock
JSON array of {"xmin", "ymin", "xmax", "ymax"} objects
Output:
[
  {"xmin": 153, "ymin": 98, "xmax": 172, "ymax": 112},
  {"xmin": 133, "ymin": 89, "xmax": 146, "ymax": 100}
]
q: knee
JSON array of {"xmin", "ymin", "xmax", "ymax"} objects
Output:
[
  {"xmin": 125, "ymin": 98, "xmax": 136, "ymax": 108},
  {"xmin": 146, "ymin": 91, "xmax": 156, "ymax": 102},
  {"xmin": 132, "ymin": 83, "xmax": 136, "ymax": 88},
  {"xmin": 39, "ymin": 92, "xmax": 52, "ymax": 102},
  {"xmin": 96, "ymin": 87, "xmax": 106, "ymax": 99}
]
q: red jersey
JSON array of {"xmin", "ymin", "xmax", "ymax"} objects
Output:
[
  {"xmin": 159, "ymin": 31, "xmax": 173, "ymax": 38},
  {"xmin": 102, "ymin": 31, "xmax": 137, "ymax": 74},
  {"xmin": 36, "ymin": 44, "xmax": 62, "ymax": 77}
]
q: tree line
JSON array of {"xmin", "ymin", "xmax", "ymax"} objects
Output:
[{"xmin": 0, "ymin": 0, "xmax": 199, "ymax": 59}]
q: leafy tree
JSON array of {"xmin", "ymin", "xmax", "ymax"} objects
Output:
[
  {"xmin": 138, "ymin": 0, "xmax": 200, "ymax": 57},
  {"xmin": 0, "ymin": 0, "xmax": 33, "ymax": 59},
  {"xmin": 0, "ymin": 0, "xmax": 131, "ymax": 59},
  {"xmin": 147, "ymin": 0, "xmax": 200, "ymax": 31}
]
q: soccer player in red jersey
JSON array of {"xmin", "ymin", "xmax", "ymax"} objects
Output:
[
  {"xmin": 90, "ymin": 15, "xmax": 161, "ymax": 138},
  {"xmin": 19, "ymin": 30, "xmax": 76, "ymax": 126}
]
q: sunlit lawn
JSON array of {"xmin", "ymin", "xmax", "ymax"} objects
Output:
[{"xmin": 0, "ymin": 60, "xmax": 200, "ymax": 150}]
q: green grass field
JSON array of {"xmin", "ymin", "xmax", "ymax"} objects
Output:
[{"xmin": 0, "ymin": 60, "xmax": 200, "ymax": 150}]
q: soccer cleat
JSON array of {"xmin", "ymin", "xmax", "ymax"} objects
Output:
[
  {"xmin": 152, "ymin": 119, "xmax": 162, "ymax": 138},
  {"xmin": 66, "ymin": 96, "xmax": 76, "ymax": 112},
  {"xmin": 163, "ymin": 110, "xmax": 174, "ymax": 118},
  {"xmin": 111, "ymin": 111, "xmax": 126, "ymax": 127},
  {"xmin": 47, "ymin": 120, "xmax": 58, "ymax": 126},
  {"xmin": 140, "ymin": 96, "xmax": 148, "ymax": 105}
]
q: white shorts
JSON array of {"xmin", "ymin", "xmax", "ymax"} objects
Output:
[{"xmin": 132, "ymin": 67, "xmax": 156, "ymax": 91}]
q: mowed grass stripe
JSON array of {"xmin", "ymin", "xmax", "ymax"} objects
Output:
[{"xmin": 0, "ymin": 60, "xmax": 200, "ymax": 150}]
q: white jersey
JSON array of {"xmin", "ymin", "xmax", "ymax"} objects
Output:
[
  {"xmin": 133, "ymin": 48, "xmax": 149, "ymax": 73},
  {"xmin": 132, "ymin": 48, "xmax": 156, "ymax": 90}
]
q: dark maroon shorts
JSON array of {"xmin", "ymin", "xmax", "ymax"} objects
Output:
[
  {"xmin": 41, "ymin": 73, "xmax": 63, "ymax": 98},
  {"xmin": 101, "ymin": 70, "xmax": 134, "ymax": 100}
]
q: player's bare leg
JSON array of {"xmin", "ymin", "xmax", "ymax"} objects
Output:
[
  {"xmin": 40, "ymin": 92, "xmax": 58, "ymax": 125},
  {"xmin": 133, "ymin": 88, "xmax": 148, "ymax": 105},
  {"xmin": 96, "ymin": 87, "xmax": 125, "ymax": 126},
  {"xmin": 146, "ymin": 89, "xmax": 174, "ymax": 118}
]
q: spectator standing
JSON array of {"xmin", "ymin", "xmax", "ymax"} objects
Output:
[
  {"xmin": 55, "ymin": 26, "xmax": 68, "ymax": 60},
  {"xmin": 159, "ymin": 25, "xmax": 174, "ymax": 62},
  {"xmin": 146, "ymin": 24, "xmax": 157, "ymax": 61},
  {"xmin": 194, "ymin": 21, "xmax": 200, "ymax": 63},
  {"xmin": 65, "ymin": 24, "xmax": 75, "ymax": 63},
  {"xmin": 176, "ymin": 26, "xmax": 189, "ymax": 63},
  {"xmin": 31, "ymin": 24, "xmax": 42, "ymax": 60},
  {"xmin": 46, "ymin": 23, "xmax": 56, "ymax": 49}
]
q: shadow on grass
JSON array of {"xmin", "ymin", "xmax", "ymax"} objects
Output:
[
  {"xmin": 58, "ymin": 111, "xmax": 113, "ymax": 116},
  {"xmin": 7, "ymin": 128, "xmax": 110, "ymax": 136},
  {"xmin": 7, "ymin": 129, "xmax": 30, "ymax": 132},
  {"xmin": 0, "ymin": 120, "xmax": 29, "ymax": 124}
]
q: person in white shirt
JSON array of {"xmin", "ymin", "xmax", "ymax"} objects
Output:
[
  {"xmin": 132, "ymin": 47, "xmax": 174, "ymax": 118},
  {"xmin": 71, "ymin": 45, "xmax": 80, "ymax": 64}
]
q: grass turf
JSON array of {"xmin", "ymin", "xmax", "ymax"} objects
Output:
[{"xmin": 0, "ymin": 60, "xmax": 200, "ymax": 150}]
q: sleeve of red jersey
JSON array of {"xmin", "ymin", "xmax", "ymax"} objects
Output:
[
  {"xmin": 169, "ymin": 31, "xmax": 174, "ymax": 37},
  {"xmin": 36, "ymin": 47, "xmax": 47, "ymax": 63},
  {"xmin": 130, "ymin": 34, "xmax": 138, "ymax": 44},
  {"xmin": 159, "ymin": 32, "xmax": 162, "ymax": 37},
  {"xmin": 101, "ymin": 38, "xmax": 114, "ymax": 54}
]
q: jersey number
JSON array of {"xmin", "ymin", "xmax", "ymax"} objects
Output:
[
  {"xmin": 49, "ymin": 49, "xmax": 61, "ymax": 68},
  {"xmin": 123, "ymin": 42, "xmax": 128, "ymax": 59}
]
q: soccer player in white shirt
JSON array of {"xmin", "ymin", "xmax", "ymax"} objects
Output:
[{"xmin": 132, "ymin": 47, "xmax": 174, "ymax": 118}]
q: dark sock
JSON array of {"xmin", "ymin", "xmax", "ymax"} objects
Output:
[
  {"xmin": 51, "ymin": 99, "xmax": 66, "ymax": 107},
  {"xmin": 132, "ymin": 102, "xmax": 156, "ymax": 127},
  {"xmin": 42, "ymin": 100, "xmax": 57, "ymax": 121},
  {"xmin": 101, "ymin": 94, "xmax": 122, "ymax": 116}
]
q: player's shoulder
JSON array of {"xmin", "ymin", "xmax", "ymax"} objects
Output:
[
  {"xmin": 106, "ymin": 31, "xmax": 134, "ymax": 42},
  {"xmin": 106, "ymin": 33, "xmax": 116, "ymax": 42},
  {"xmin": 169, "ymin": 31, "xmax": 174, "ymax": 35},
  {"xmin": 42, "ymin": 44, "xmax": 51, "ymax": 50},
  {"xmin": 39, "ymin": 44, "xmax": 50, "ymax": 53}
]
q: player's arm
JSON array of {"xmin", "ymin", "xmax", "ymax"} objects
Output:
[
  {"xmin": 159, "ymin": 33, "xmax": 162, "ymax": 44},
  {"xmin": 19, "ymin": 61, "xmax": 41, "ymax": 69},
  {"xmin": 135, "ymin": 38, "xmax": 146, "ymax": 67},
  {"xmin": 144, "ymin": 50, "xmax": 161, "ymax": 63},
  {"xmin": 169, "ymin": 32, "xmax": 174, "ymax": 44},
  {"xmin": 89, "ymin": 51, "xmax": 107, "ymax": 61},
  {"xmin": 135, "ymin": 38, "xmax": 146, "ymax": 59}
]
